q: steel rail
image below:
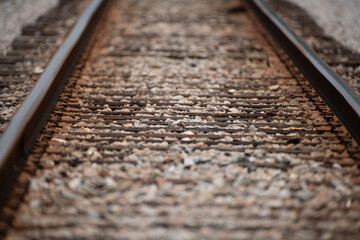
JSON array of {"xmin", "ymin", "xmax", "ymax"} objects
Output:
[
  {"xmin": 0, "ymin": 0, "xmax": 107, "ymax": 206},
  {"xmin": 245, "ymin": 0, "xmax": 360, "ymax": 145}
]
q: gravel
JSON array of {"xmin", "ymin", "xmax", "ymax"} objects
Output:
[
  {"xmin": 286, "ymin": 0, "xmax": 360, "ymax": 53},
  {"xmin": 0, "ymin": 0, "xmax": 58, "ymax": 54}
]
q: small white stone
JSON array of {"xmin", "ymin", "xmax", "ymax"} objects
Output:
[
  {"xmin": 184, "ymin": 130, "xmax": 194, "ymax": 135},
  {"xmin": 159, "ymin": 141, "xmax": 169, "ymax": 147},
  {"xmin": 269, "ymin": 85, "xmax": 279, "ymax": 91},
  {"xmin": 86, "ymin": 148, "xmax": 96, "ymax": 156},
  {"xmin": 52, "ymin": 138, "xmax": 67, "ymax": 143},
  {"xmin": 222, "ymin": 136, "xmax": 233, "ymax": 142},
  {"xmin": 68, "ymin": 178, "xmax": 81, "ymax": 190},
  {"xmin": 33, "ymin": 66, "xmax": 44, "ymax": 74},
  {"xmin": 29, "ymin": 181, "xmax": 40, "ymax": 191},
  {"xmin": 171, "ymin": 120, "xmax": 182, "ymax": 126},
  {"xmin": 332, "ymin": 163, "xmax": 342, "ymax": 169},
  {"xmin": 228, "ymin": 108, "xmax": 239, "ymax": 113},
  {"xmin": 249, "ymin": 124, "xmax": 257, "ymax": 132},
  {"xmin": 104, "ymin": 177, "xmax": 116, "ymax": 188},
  {"xmin": 183, "ymin": 157, "xmax": 195, "ymax": 166}
]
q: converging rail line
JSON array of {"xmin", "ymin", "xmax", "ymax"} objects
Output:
[{"xmin": 1, "ymin": 0, "xmax": 360, "ymax": 239}]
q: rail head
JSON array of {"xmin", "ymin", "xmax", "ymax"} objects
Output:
[
  {"xmin": 0, "ymin": 0, "xmax": 107, "ymax": 207},
  {"xmin": 245, "ymin": 0, "xmax": 360, "ymax": 145}
]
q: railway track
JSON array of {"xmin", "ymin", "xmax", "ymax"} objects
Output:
[
  {"xmin": 0, "ymin": 0, "xmax": 90, "ymax": 135},
  {"xmin": 1, "ymin": 0, "xmax": 360, "ymax": 239},
  {"xmin": 266, "ymin": 0, "xmax": 360, "ymax": 96}
]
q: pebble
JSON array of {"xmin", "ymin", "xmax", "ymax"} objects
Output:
[
  {"xmin": 61, "ymin": 116, "xmax": 75, "ymax": 122},
  {"xmin": 228, "ymin": 108, "xmax": 239, "ymax": 113},
  {"xmin": 33, "ymin": 66, "xmax": 44, "ymax": 74},
  {"xmin": 298, "ymin": 190, "xmax": 314, "ymax": 201},
  {"xmin": 269, "ymin": 85, "xmax": 280, "ymax": 91},
  {"xmin": 86, "ymin": 147, "xmax": 102, "ymax": 161},
  {"xmin": 332, "ymin": 163, "xmax": 342, "ymax": 169},
  {"xmin": 39, "ymin": 158, "xmax": 55, "ymax": 169},
  {"xmin": 248, "ymin": 124, "xmax": 257, "ymax": 132},
  {"xmin": 104, "ymin": 177, "xmax": 116, "ymax": 188},
  {"xmin": 183, "ymin": 130, "xmax": 194, "ymax": 135},
  {"xmin": 68, "ymin": 178, "xmax": 81, "ymax": 190},
  {"xmin": 183, "ymin": 157, "xmax": 195, "ymax": 166}
]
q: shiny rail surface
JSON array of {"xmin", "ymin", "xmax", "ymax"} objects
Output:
[{"xmin": 0, "ymin": 0, "xmax": 107, "ymax": 206}]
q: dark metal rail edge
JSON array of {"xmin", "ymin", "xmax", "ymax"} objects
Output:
[
  {"xmin": 245, "ymin": 0, "xmax": 360, "ymax": 144},
  {"xmin": 0, "ymin": 0, "xmax": 108, "ymax": 206}
]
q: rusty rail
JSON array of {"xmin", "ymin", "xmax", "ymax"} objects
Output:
[
  {"xmin": 245, "ymin": 0, "xmax": 360, "ymax": 144},
  {"xmin": 0, "ymin": 0, "xmax": 107, "ymax": 206}
]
